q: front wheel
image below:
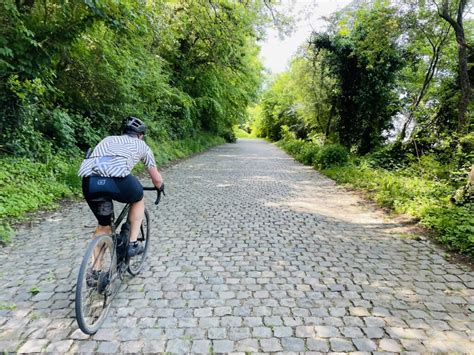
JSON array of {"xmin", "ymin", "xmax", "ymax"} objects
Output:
[
  {"xmin": 75, "ymin": 235, "xmax": 116, "ymax": 335},
  {"xmin": 128, "ymin": 208, "xmax": 150, "ymax": 276}
]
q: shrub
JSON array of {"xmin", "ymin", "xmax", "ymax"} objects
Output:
[
  {"xmin": 234, "ymin": 126, "xmax": 253, "ymax": 139},
  {"xmin": 295, "ymin": 141, "xmax": 320, "ymax": 165},
  {"xmin": 317, "ymin": 144, "xmax": 349, "ymax": 169},
  {"xmin": 422, "ymin": 202, "xmax": 474, "ymax": 255},
  {"xmin": 366, "ymin": 142, "xmax": 410, "ymax": 170},
  {"xmin": 221, "ymin": 130, "xmax": 237, "ymax": 143}
]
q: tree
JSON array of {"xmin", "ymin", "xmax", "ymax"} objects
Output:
[
  {"xmin": 398, "ymin": 2, "xmax": 452, "ymax": 140},
  {"xmin": 311, "ymin": 4, "xmax": 403, "ymax": 154},
  {"xmin": 434, "ymin": 0, "xmax": 472, "ymax": 133}
]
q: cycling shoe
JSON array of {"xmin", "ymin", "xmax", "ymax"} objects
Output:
[{"xmin": 127, "ymin": 242, "xmax": 144, "ymax": 257}]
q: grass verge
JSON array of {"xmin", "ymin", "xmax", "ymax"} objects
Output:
[{"xmin": 233, "ymin": 126, "xmax": 257, "ymax": 139}]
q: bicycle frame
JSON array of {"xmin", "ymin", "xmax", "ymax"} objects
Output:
[{"xmin": 108, "ymin": 185, "xmax": 163, "ymax": 274}]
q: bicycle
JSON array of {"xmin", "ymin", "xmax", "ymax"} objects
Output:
[{"xmin": 75, "ymin": 184, "xmax": 165, "ymax": 335}]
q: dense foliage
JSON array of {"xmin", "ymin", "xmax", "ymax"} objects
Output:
[
  {"xmin": 0, "ymin": 0, "xmax": 273, "ymax": 158},
  {"xmin": 253, "ymin": 0, "xmax": 473, "ymax": 255},
  {"xmin": 0, "ymin": 0, "xmax": 280, "ymax": 241}
]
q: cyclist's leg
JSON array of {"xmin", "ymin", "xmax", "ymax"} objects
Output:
[
  {"xmin": 82, "ymin": 177, "xmax": 114, "ymax": 271},
  {"xmin": 111, "ymin": 175, "xmax": 144, "ymax": 243},
  {"xmin": 82, "ymin": 177, "xmax": 114, "ymax": 237},
  {"xmin": 128, "ymin": 198, "xmax": 145, "ymax": 242}
]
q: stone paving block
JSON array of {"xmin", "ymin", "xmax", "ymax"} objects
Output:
[
  {"xmin": 252, "ymin": 326, "xmax": 272, "ymax": 338},
  {"xmin": 306, "ymin": 338, "xmax": 330, "ymax": 352},
  {"xmin": 235, "ymin": 338, "xmax": 259, "ymax": 352},
  {"xmin": 143, "ymin": 340, "xmax": 166, "ymax": 352},
  {"xmin": 118, "ymin": 327, "xmax": 141, "ymax": 341},
  {"xmin": 295, "ymin": 325, "xmax": 316, "ymax": 338},
  {"xmin": 208, "ymin": 327, "xmax": 226, "ymax": 339},
  {"xmin": 156, "ymin": 317, "xmax": 177, "ymax": 328},
  {"xmin": 0, "ymin": 340, "xmax": 22, "ymax": 352},
  {"xmin": 166, "ymin": 339, "xmax": 190, "ymax": 353},
  {"xmin": 120, "ymin": 340, "xmax": 144, "ymax": 353},
  {"xmin": 400, "ymin": 338, "xmax": 426, "ymax": 352},
  {"xmin": 329, "ymin": 337, "xmax": 355, "ymax": 352},
  {"xmin": 260, "ymin": 338, "xmax": 283, "ymax": 352},
  {"xmin": 179, "ymin": 317, "xmax": 198, "ymax": 328},
  {"xmin": 45, "ymin": 339, "xmax": 73, "ymax": 352},
  {"xmin": 165, "ymin": 328, "xmax": 185, "ymax": 339},
  {"xmin": 212, "ymin": 339, "xmax": 234, "ymax": 353},
  {"xmin": 314, "ymin": 325, "xmax": 340, "ymax": 338},
  {"xmin": 194, "ymin": 307, "xmax": 213, "ymax": 317},
  {"xmin": 191, "ymin": 339, "xmax": 211, "ymax": 353},
  {"xmin": 221, "ymin": 316, "xmax": 242, "ymax": 327},
  {"xmin": 379, "ymin": 338, "xmax": 402, "ymax": 352},
  {"xmin": 142, "ymin": 328, "xmax": 163, "ymax": 340},
  {"xmin": 353, "ymin": 338, "xmax": 377, "ymax": 351},
  {"xmin": 341, "ymin": 326, "xmax": 364, "ymax": 338},
  {"xmin": 138, "ymin": 317, "xmax": 156, "ymax": 328},
  {"xmin": 273, "ymin": 326, "xmax": 293, "ymax": 338},
  {"xmin": 96, "ymin": 341, "xmax": 120, "ymax": 353},
  {"xmin": 71, "ymin": 340, "xmax": 97, "ymax": 353},
  {"xmin": 323, "ymin": 316, "xmax": 344, "ymax": 327},
  {"xmin": 93, "ymin": 328, "xmax": 117, "ymax": 341},
  {"xmin": 281, "ymin": 337, "xmax": 305, "ymax": 352},
  {"xmin": 228, "ymin": 327, "xmax": 251, "ymax": 341}
]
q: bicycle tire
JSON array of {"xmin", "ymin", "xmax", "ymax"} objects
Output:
[
  {"xmin": 128, "ymin": 208, "xmax": 150, "ymax": 276},
  {"xmin": 75, "ymin": 234, "xmax": 116, "ymax": 334}
]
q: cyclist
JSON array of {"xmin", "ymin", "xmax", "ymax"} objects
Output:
[{"xmin": 78, "ymin": 116, "xmax": 163, "ymax": 257}]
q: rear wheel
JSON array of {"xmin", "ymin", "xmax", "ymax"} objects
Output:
[
  {"xmin": 75, "ymin": 235, "xmax": 116, "ymax": 334},
  {"xmin": 128, "ymin": 208, "xmax": 150, "ymax": 276}
]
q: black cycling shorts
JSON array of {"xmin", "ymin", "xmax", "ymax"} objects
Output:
[{"xmin": 82, "ymin": 175, "xmax": 144, "ymax": 226}]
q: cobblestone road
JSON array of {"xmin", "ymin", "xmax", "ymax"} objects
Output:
[{"xmin": 1, "ymin": 139, "xmax": 473, "ymax": 353}]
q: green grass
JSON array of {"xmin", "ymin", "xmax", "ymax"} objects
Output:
[
  {"xmin": 0, "ymin": 131, "xmax": 225, "ymax": 244},
  {"xmin": 29, "ymin": 286, "xmax": 40, "ymax": 296},
  {"xmin": 0, "ymin": 303, "xmax": 16, "ymax": 311},
  {"xmin": 233, "ymin": 126, "xmax": 257, "ymax": 139}
]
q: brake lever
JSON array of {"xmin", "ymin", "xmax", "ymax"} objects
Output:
[{"xmin": 155, "ymin": 184, "xmax": 165, "ymax": 205}]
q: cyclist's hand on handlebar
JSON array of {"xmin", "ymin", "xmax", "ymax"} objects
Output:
[{"xmin": 154, "ymin": 183, "xmax": 165, "ymax": 205}]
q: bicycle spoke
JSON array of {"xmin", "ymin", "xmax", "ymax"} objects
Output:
[
  {"xmin": 75, "ymin": 235, "xmax": 115, "ymax": 334},
  {"xmin": 128, "ymin": 209, "xmax": 150, "ymax": 276}
]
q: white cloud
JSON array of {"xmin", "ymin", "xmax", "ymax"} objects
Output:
[{"xmin": 259, "ymin": 0, "xmax": 353, "ymax": 74}]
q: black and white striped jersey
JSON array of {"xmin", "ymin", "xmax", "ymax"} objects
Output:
[{"xmin": 78, "ymin": 135, "xmax": 156, "ymax": 177}]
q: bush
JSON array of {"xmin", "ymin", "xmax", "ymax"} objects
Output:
[
  {"xmin": 366, "ymin": 142, "xmax": 410, "ymax": 170},
  {"xmin": 283, "ymin": 139, "xmax": 305, "ymax": 155},
  {"xmin": 221, "ymin": 130, "xmax": 237, "ymax": 143},
  {"xmin": 423, "ymin": 202, "xmax": 474, "ymax": 255},
  {"xmin": 233, "ymin": 126, "xmax": 253, "ymax": 139},
  {"xmin": 295, "ymin": 141, "xmax": 320, "ymax": 165},
  {"xmin": 317, "ymin": 144, "xmax": 349, "ymax": 169}
]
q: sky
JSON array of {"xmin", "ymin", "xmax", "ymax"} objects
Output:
[{"xmin": 259, "ymin": 0, "xmax": 353, "ymax": 74}]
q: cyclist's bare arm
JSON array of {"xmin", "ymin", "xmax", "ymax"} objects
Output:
[{"xmin": 148, "ymin": 166, "xmax": 163, "ymax": 189}]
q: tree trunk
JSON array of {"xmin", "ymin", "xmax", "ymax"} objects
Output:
[
  {"xmin": 400, "ymin": 25, "xmax": 450, "ymax": 141},
  {"xmin": 436, "ymin": 0, "xmax": 471, "ymax": 133},
  {"xmin": 457, "ymin": 36, "xmax": 470, "ymax": 132}
]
